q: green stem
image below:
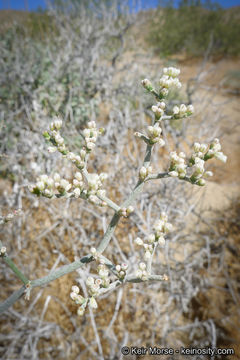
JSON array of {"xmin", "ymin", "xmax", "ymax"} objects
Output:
[
  {"xmin": 31, "ymin": 254, "xmax": 93, "ymax": 287},
  {"xmin": 0, "ymin": 241, "xmax": 29, "ymax": 285},
  {"xmin": 3, "ymin": 257, "xmax": 29, "ymax": 285},
  {"xmin": 0, "ymin": 286, "xmax": 26, "ymax": 314}
]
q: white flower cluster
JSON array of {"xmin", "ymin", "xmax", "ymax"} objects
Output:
[
  {"xmin": 204, "ymin": 138, "xmax": 227, "ymax": 163},
  {"xmin": 70, "ymin": 285, "xmax": 89, "ymax": 316},
  {"xmin": 97, "ymin": 263, "xmax": 110, "ymax": 287},
  {"xmin": 119, "ymin": 205, "xmax": 134, "ymax": 217},
  {"xmin": 30, "ymin": 169, "xmax": 109, "ymax": 205},
  {"xmin": 85, "ymin": 172, "xmax": 108, "ymax": 206},
  {"xmin": 72, "ymin": 172, "xmax": 84, "ymax": 198},
  {"xmin": 141, "ymin": 78, "xmax": 153, "ymax": 92},
  {"xmin": 139, "ymin": 166, "xmax": 153, "ymax": 181},
  {"xmin": 115, "ymin": 263, "xmax": 128, "ymax": 280},
  {"xmin": 82, "ymin": 121, "xmax": 104, "ymax": 152},
  {"xmin": 0, "ymin": 246, "xmax": 7, "ymax": 256},
  {"xmin": 135, "ymin": 212, "xmax": 172, "ymax": 260},
  {"xmin": 147, "ymin": 123, "xmax": 165, "ymax": 147},
  {"xmin": 135, "ymin": 262, "xmax": 148, "ymax": 281},
  {"xmin": 187, "ymin": 138, "xmax": 227, "ymax": 185},
  {"xmin": 159, "ymin": 67, "xmax": 182, "ymax": 97},
  {"xmin": 70, "ymin": 262, "xmax": 111, "ymax": 316},
  {"xmin": 47, "ymin": 118, "xmax": 67, "ymax": 155},
  {"xmin": 67, "ymin": 149, "xmax": 87, "ymax": 169},
  {"xmin": 45, "ymin": 119, "xmax": 104, "ymax": 170},
  {"xmin": 168, "ymin": 151, "xmax": 187, "ymax": 179},
  {"xmin": 173, "ymin": 104, "xmax": 194, "ymax": 118},
  {"xmin": 151, "ymin": 101, "xmax": 166, "ymax": 119},
  {"xmin": 29, "ymin": 173, "xmax": 72, "ymax": 198},
  {"xmin": 0, "ymin": 209, "xmax": 22, "ymax": 224}
]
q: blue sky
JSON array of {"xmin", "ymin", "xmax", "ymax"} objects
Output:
[{"xmin": 0, "ymin": 0, "xmax": 239, "ymax": 11}]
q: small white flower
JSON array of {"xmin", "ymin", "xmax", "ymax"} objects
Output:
[
  {"xmin": 187, "ymin": 104, "xmax": 194, "ymax": 113},
  {"xmin": 160, "ymin": 212, "xmax": 168, "ymax": 221},
  {"xmin": 164, "ymin": 222, "xmax": 173, "ymax": 233},
  {"xmin": 86, "ymin": 142, "xmax": 95, "ymax": 150},
  {"xmin": 60, "ymin": 179, "xmax": 70, "ymax": 191},
  {"xmin": 90, "ymin": 247, "xmax": 97, "ymax": 255},
  {"xmin": 0, "ymin": 246, "xmax": 7, "ymax": 255},
  {"xmin": 139, "ymin": 262, "xmax": 146, "ymax": 271},
  {"xmin": 116, "ymin": 265, "xmax": 121, "ymax": 272},
  {"xmin": 158, "ymin": 236, "xmax": 165, "ymax": 247},
  {"xmin": 121, "ymin": 263, "xmax": 128, "ymax": 270},
  {"xmin": 148, "ymin": 234, "xmax": 155, "ymax": 243},
  {"xmin": 99, "ymin": 173, "xmax": 108, "ymax": 182},
  {"xmin": 36, "ymin": 181, "xmax": 45, "ymax": 191},
  {"xmin": 83, "ymin": 129, "xmax": 91, "ymax": 138},
  {"xmin": 80, "ymin": 149, "xmax": 86, "ymax": 159},
  {"xmin": 194, "ymin": 142, "xmax": 201, "ymax": 152},
  {"xmin": 75, "ymin": 172, "xmax": 83, "ymax": 181},
  {"xmin": 72, "ymin": 285, "xmax": 80, "ymax": 294},
  {"xmin": 126, "ymin": 206, "xmax": 134, "ymax": 214},
  {"xmin": 77, "ymin": 307, "xmax": 85, "ymax": 316},
  {"xmin": 205, "ymin": 171, "xmax": 213, "ymax": 177},
  {"xmin": 88, "ymin": 121, "xmax": 96, "ymax": 129},
  {"xmin": 86, "ymin": 277, "xmax": 95, "ymax": 287},
  {"xmin": 139, "ymin": 166, "xmax": 147, "ymax": 180},
  {"xmin": 136, "ymin": 269, "xmax": 143, "ymax": 278},
  {"xmin": 48, "ymin": 146, "xmax": 57, "ymax": 153},
  {"xmin": 157, "ymin": 101, "xmax": 166, "ymax": 109},
  {"xmin": 74, "ymin": 188, "xmax": 81, "ymax": 198},
  {"xmin": 169, "ymin": 171, "xmax": 178, "ymax": 177},
  {"xmin": 134, "ymin": 237, "xmax": 143, "ymax": 246},
  {"xmin": 197, "ymin": 178, "xmax": 206, "ymax": 186},
  {"xmin": 160, "ymin": 88, "xmax": 168, "ymax": 96},
  {"xmin": 70, "ymin": 292, "xmax": 78, "ymax": 301},
  {"xmin": 199, "ymin": 143, "xmax": 208, "ymax": 153},
  {"xmin": 179, "ymin": 104, "xmax": 187, "ymax": 115},
  {"xmin": 144, "ymin": 250, "xmax": 151, "ymax": 260},
  {"xmin": 214, "ymin": 152, "xmax": 227, "ymax": 163},
  {"xmin": 173, "ymin": 106, "xmax": 180, "ymax": 115},
  {"xmin": 158, "ymin": 138, "xmax": 165, "ymax": 147}
]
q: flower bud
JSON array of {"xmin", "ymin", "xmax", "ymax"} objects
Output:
[
  {"xmin": 77, "ymin": 307, "xmax": 85, "ymax": 316},
  {"xmin": 139, "ymin": 166, "xmax": 147, "ymax": 180},
  {"xmin": 197, "ymin": 178, "xmax": 206, "ymax": 186},
  {"xmin": 74, "ymin": 188, "xmax": 81, "ymax": 198},
  {"xmin": 135, "ymin": 237, "xmax": 143, "ymax": 246},
  {"xmin": 139, "ymin": 262, "xmax": 146, "ymax": 270},
  {"xmin": 173, "ymin": 106, "xmax": 179, "ymax": 115},
  {"xmin": 144, "ymin": 250, "xmax": 151, "ymax": 260},
  {"xmin": 169, "ymin": 171, "xmax": 178, "ymax": 177},
  {"xmin": 36, "ymin": 181, "xmax": 45, "ymax": 191},
  {"xmin": 0, "ymin": 246, "xmax": 6, "ymax": 255},
  {"xmin": 72, "ymin": 285, "xmax": 80, "ymax": 294},
  {"xmin": 121, "ymin": 263, "xmax": 128, "ymax": 270},
  {"xmin": 48, "ymin": 146, "xmax": 57, "ymax": 153},
  {"xmin": 141, "ymin": 78, "xmax": 153, "ymax": 91},
  {"xmin": 126, "ymin": 206, "xmax": 134, "ymax": 215},
  {"xmin": 158, "ymin": 236, "xmax": 165, "ymax": 247},
  {"xmin": 205, "ymin": 171, "xmax": 213, "ymax": 177},
  {"xmin": 214, "ymin": 152, "xmax": 227, "ymax": 163},
  {"xmin": 148, "ymin": 234, "xmax": 155, "ymax": 243},
  {"xmin": 75, "ymin": 172, "xmax": 82, "ymax": 181},
  {"xmin": 116, "ymin": 265, "xmax": 121, "ymax": 272},
  {"xmin": 86, "ymin": 277, "xmax": 95, "ymax": 287},
  {"xmin": 70, "ymin": 292, "xmax": 78, "ymax": 301}
]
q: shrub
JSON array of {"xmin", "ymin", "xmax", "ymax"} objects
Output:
[{"xmin": 147, "ymin": 0, "xmax": 240, "ymax": 57}]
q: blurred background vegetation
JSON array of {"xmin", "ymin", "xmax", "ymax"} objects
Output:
[{"xmin": 148, "ymin": 0, "xmax": 240, "ymax": 57}]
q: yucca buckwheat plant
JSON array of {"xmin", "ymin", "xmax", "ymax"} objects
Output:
[{"xmin": 0, "ymin": 66, "xmax": 227, "ymax": 320}]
